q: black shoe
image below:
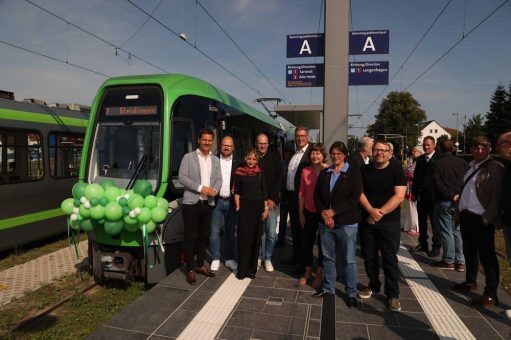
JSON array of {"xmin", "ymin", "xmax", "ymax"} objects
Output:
[
  {"xmin": 236, "ymin": 273, "xmax": 246, "ymax": 280},
  {"xmin": 311, "ymin": 291, "xmax": 332, "ymax": 298},
  {"xmin": 248, "ymin": 273, "xmax": 256, "ymax": 279},
  {"xmin": 411, "ymin": 244, "xmax": 429, "ymax": 253},
  {"xmin": 281, "ymin": 256, "xmax": 299, "ymax": 265},
  {"xmin": 346, "ymin": 297, "xmax": 357, "ymax": 307},
  {"xmin": 427, "ymin": 248, "xmax": 441, "ymax": 258}
]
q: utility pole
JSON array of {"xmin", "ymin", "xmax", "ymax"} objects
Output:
[{"xmin": 463, "ymin": 114, "xmax": 467, "ymax": 153}]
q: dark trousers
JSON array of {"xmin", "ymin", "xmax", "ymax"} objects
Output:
[
  {"xmin": 288, "ymin": 191, "xmax": 301, "ymax": 260},
  {"xmin": 460, "ymin": 210, "xmax": 500, "ymax": 297},
  {"xmin": 182, "ymin": 202, "xmax": 213, "ymax": 271},
  {"xmin": 359, "ymin": 221, "xmax": 401, "ymax": 298},
  {"xmin": 300, "ymin": 209, "xmax": 323, "ymax": 267},
  {"xmin": 417, "ymin": 196, "xmax": 441, "ymax": 250},
  {"xmin": 277, "ymin": 197, "xmax": 289, "ymax": 243},
  {"xmin": 237, "ymin": 199, "xmax": 264, "ymax": 277}
]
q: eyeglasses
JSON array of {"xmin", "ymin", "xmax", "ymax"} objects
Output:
[
  {"xmin": 221, "ymin": 145, "xmax": 233, "ymax": 148},
  {"xmin": 472, "ymin": 143, "xmax": 490, "ymax": 150},
  {"xmin": 373, "ymin": 149, "xmax": 390, "ymax": 154},
  {"xmin": 256, "ymin": 143, "xmax": 269, "ymax": 146}
]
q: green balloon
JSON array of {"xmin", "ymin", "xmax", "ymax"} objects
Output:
[
  {"xmin": 128, "ymin": 194, "xmax": 144, "ymax": 210},
  {"xmin": 72, "ymin": 182, "xmax": 88, "ymax": 200},
  {"xmin": 73, "ymin": 199, "xmax": 81, "ymax": 207},
  {"xmin": 99, "ymin": 197, "xmax": 109, "ymax": 207},
  {"xmin": 119, "ymin": 188, "xmax": 127, "ymax": 196},
  {"xmin": 123, "ymin": 216, "xmax": 139, "ymax": 232},
  {"xmin": 104, "ymin": 220, "xmax": 124, "ymax": 235},
  {"xmin": 104, "ymin": 186, "xmax": 121, "ymax": 202},
  {"xmin": 80, "ymin": 219, "xmax": 94, "ymax": 231},
  {"xmin": 79, "ymin": 205, "xmax": 90, "ymax": 219},
  {"xmin": 118, "ymin": 197, "xmax": 128, "ymax": 207},
  {"xmin": 97, "ymin": 219, "xmax": 105, "ymax": 225},
  {"xmin": 104, "ymin": 202, "xmax": 123, "ymax": 221},
  {"xmin": 133, "ymin": 179, "xmax": 153, "ymax": 197},
  {"xmin": 68, "ymin": 218, "xmax": 80, "ymax": 230},
  {"xmin": 90, "ymin": 198, "xmax": 99, "ymax": 207},
  {"xmin": 145, "ymin": 220, "xmax": 157, "ymax": 233},
  {"xmin": 156, "ymin": 198, "xmax": 169, "ymax": 210},
  {"xmin": 99, "ymin": 179, "xmax": 116, "ymax": 190},
  {"xmin": 126, "ymin": 189, "xmax": 134, "ymax": 196},
  {"xmin": 136, "ymin": 207, "xmax": 152, "ymax": 223},
  {"xmin": 144, "ymin": 195, "xmax": 157, "ymax": 209},
  {"xmin": 151, "ymin": 207, "xmax": 167, "ymax": 223},
  {"xmin": 122, "ymin": 206, "xmax": 131, "ymax": 216},
  {"xmin": 84, "ymin": 183, "xmax": 104, "ymax": 200},
  {"xmin": 90, "ymin": 205, "xmax": 105, "ymax": 220},
  {"xmin": 61, "ymin": 198, "xmax": 75, "ymax": 215}
]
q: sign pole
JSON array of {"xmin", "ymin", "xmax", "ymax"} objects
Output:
[{"xmin": 323, "ymin": 0, "xmax": 349, "ymax": 147}]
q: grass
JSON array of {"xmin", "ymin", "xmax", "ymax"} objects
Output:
[
  {"xmin": 495, "ymin": 230, "xmax": 511, "ymax": 297},
  {"xmin": 0, "ymin": 272, "xmax": 147, "ymax": 339},
  {"xmin": 0, "ymin": 232, "xmax": 87, "ymax": 272}
]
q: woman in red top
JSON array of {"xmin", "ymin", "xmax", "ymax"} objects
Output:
[{"xmin": 298, "ymin": 143, "xmax": 328, "ymax": 287}]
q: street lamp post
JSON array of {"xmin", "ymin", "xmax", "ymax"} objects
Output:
[{"xmin": 452, "ymin": 112, "xmax": 459, "ymax": 152}]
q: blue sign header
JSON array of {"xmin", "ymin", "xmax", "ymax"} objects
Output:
[
  {"xmin": 287, "ymin": 33, "xmax": 325, "ymax": 58},
  {"xmin": 349, "ymin": 30, "xmax": 389, "ymax": 55},
  {"xmin": 349, "ymin": 61, "xmax": 389, "ymax": 86},
  {"xmin": 286, "ymin": 64, "xmax": 324, "ymax": 87}
]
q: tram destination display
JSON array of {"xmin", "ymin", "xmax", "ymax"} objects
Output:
[{"xmin": 105, "ymin": 105, "xmax": 158, "ymax": 116}]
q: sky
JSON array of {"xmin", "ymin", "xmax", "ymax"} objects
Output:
[{"xmin": 1, "ymin": 0, "xmax": 510, "ymax": 137}]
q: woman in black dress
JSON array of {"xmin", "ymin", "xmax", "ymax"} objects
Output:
[{"xmin": 233, "ymin": 148, "xmax": 269, "ymax": 279}]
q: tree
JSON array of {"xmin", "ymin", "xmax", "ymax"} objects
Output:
[
  {"xmin": 485, "ymin": 83, "xmax": 511, "ymax": 146},
  {"xmin": 347, "ymin": 135, "xmax": 358, "ymax": 154},
  {"xmin": 437, "ymin": 134, "xmax": 450, "ymax": 146},
  {"xmin": 464, "ymin": 114, "xmax": 485, "ymax": 152},
  {"xmin": 367, "ymin": 91, "xmax": 427, "ymax": 153}
]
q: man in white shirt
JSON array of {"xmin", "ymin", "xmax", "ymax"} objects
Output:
[
  {"xmin": 282, "ymin": 126, "xmax": 310, "ymax": 267},
  {"xmin": 209, "ymin": 136, "xmax": 238, "ymax": 272}
]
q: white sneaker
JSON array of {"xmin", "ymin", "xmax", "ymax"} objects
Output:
[
  {"xmin": 225, "ymin": 260, "xmax": 237, "ymax": 271},
  {"xmin": 505, "ymin": 309, "xmax": 511, "ymax": 319},
  {"xmin": 257, "ymin": 259, "xmax": 262, "ymax": 267},
  {"xmin": 264, "ymin": 260, "xmax": 274, "ymax": 272},
  {"xmin": 210, "ymin": 260, "xmax": 220, "ymax": 271}
]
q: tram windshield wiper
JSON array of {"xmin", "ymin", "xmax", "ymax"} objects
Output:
[{"xmin": 126, "ymin": 152, "xmax": 152, "ymax": 190}]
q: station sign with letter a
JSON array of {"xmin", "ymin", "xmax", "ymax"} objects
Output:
[
  {"xmin": 349, "ymin": 30, "xmax": 389, "ymax": 55},
  {"xmin": 349, "ymin": 61, "xmax": 389, "ymax": 86},
  {"xmin": 287, "ymin": 33, "xmax": 325, "ymax": 58},
  {"xmin": 286, "ymin": 64, "xmax": 324, "ymax": 87}
]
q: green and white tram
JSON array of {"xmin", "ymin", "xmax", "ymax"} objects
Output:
[{"xmin": 82, "ymin": 74, "xmax": 284, "ymax": 283}]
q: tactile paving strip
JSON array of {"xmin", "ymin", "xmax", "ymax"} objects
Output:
[
  {"xmin": 398, "ymin": 245, "xmax": 476, "ymax": 340},
  {"xmin": 0, "ymin": 240, "xmax": 88, "ymax": 306}
]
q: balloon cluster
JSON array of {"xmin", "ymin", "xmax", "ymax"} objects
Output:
[{"xmin": 61, "ymin": 179, "xmax": 169, "ymax": 235}]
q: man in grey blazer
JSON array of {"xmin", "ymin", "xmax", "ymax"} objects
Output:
[{"xmin": 179, "ymin": 128, "xmax": 222, "ymax": 285}]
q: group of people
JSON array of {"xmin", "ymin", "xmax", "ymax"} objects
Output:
[
  {"xmin": 407, "ymin": 132, "xmax": 511, "ymax": 310},
  {"xmin": 177, "ymin": 125, "xmax": 511, "ymax": 314}
]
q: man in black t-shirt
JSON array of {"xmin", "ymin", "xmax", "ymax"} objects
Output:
[{"xmin": 358, "ymin": 140, "xmax": 407, "ymax": 312}]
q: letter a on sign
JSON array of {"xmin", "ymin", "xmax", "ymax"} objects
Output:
[
  {"xmin": 299, "ymin": 40, "xmax": 312, "ymax": 55},
  {"xmin": 363, "ymin": 37, "xmax": 375, "ymax": 52}
]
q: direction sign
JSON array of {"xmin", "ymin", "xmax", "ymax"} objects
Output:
[
  {"xmin": 349, "ymin": 61, "xmax": 389, "ymax": 86},
  {"xmin": 287, "ymin": 33, "xmax": 325, "ymax": 58},
  {"xmin": 286, "ymin": 64, "xmax": 324, "ymax": 87},
  {"xmin": 349, "ymin": 30, "xmax": 389, "ymax": 55}
]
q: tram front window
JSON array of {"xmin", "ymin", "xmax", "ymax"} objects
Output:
[{"xmin": 89, "ymin": 86, "xmax": 162, "ymax": 189}]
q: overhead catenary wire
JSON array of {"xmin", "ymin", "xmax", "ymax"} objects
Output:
[
  {"xmin": 196, "ymin": 0, "xmax": 290, "ymax": 104},
  {"xmin": 126, "ymin": 0, "xmax": 266, "ymax": 98},
  {"xmin": 24, "ymin": 0, "xmax": 171, "ymax": 74},
  {"xmin": 404, "ymin": 0, "xmax": 510, "ymax": 91},
  {"xmin": 0, "ymin": 39, "xmax": 110, "ymax": 78},
  {"xmin": 119, "ymin": 0, "xmax": 163, "ymax": 48}
]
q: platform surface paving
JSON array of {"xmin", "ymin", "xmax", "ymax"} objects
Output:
[{"xmin": 89, "ymin": 232, "xmax": 511, "ymax": 340}]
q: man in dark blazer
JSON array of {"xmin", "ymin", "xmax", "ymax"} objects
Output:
[
  {"xmin": 348, "ymin": 136, "xmax": 374, "ymax": 168},
  {"xmin": 282, "ymin": 126, "xmax": 311, "ymax": 268},
  {"xmin": 178, "ymin": 128, "xmax": 222, "ymax": 285},
  {"xmin": 412, "ymin": 136, "xmax": 441, "ymax": 255},
  {"xmin": 209, "ymin": 135, "xmax": 240, "ymax": 272}
]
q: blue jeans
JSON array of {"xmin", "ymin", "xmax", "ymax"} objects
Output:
[
  {"xmin": 434, "ymin": 201, "xmax": 464, "ymax": 264},
  {"xmin": 320, "ymin": 223, "xmax": 358, "ymax": 297},
  {"xmin": 209, "ymin": 198, "xmax": 237, "ymax": 261},
  {"xmin": 260, "ymin": 206, "xmax": 279, "ymax": 261},
  {"xmin": 503, "ymin": 225, "xmax": 511, "ymax": 262}
]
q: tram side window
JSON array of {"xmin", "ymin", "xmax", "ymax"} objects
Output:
[
  {"xmin": 170, "ymin": 120, "xmax": 194, "ymax": 189},
  {"xmin": 49, "ymin": 133, "xmax": 84, "ymax": 178},
  {"xmin": 0, "ymin": 130, "xmax": 43, "ymax": 183},
  {"xmin": 231, "ymin": 127, "xmax": 252, "ymax": 160},
  {"xmin": 26, "ymin": 133, "xmax": 43, "ymax": 180}
]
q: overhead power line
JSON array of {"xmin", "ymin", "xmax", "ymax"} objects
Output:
[
  {"xmin": 24, "ymin": 0, "xmax": 171, "ymax": 74},
  {"xmin": 196, "ymin": 0, "xmax": 290, "ymax": 104},
  {"xmin": 361, "ymin": 0, "xmax": 453, "ymax": 118},
  {"xmin": 404, "ymin": 0, "xmax": 510, "ymax": 91},
  {"xmin": 0, "ymin": 39, "xmax": 110, "ymax": 77},
  {"xmin": 119, "ymin": 0, "xmax": 164, "ymax": 48},
  {"xmin": 126, "ymin": 0, "xmax": 267, "ymax": 98}
]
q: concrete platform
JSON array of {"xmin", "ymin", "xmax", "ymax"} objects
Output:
[{"xmin": 89, "ymin": 232, "xmax": 511, "ymax": 339}]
